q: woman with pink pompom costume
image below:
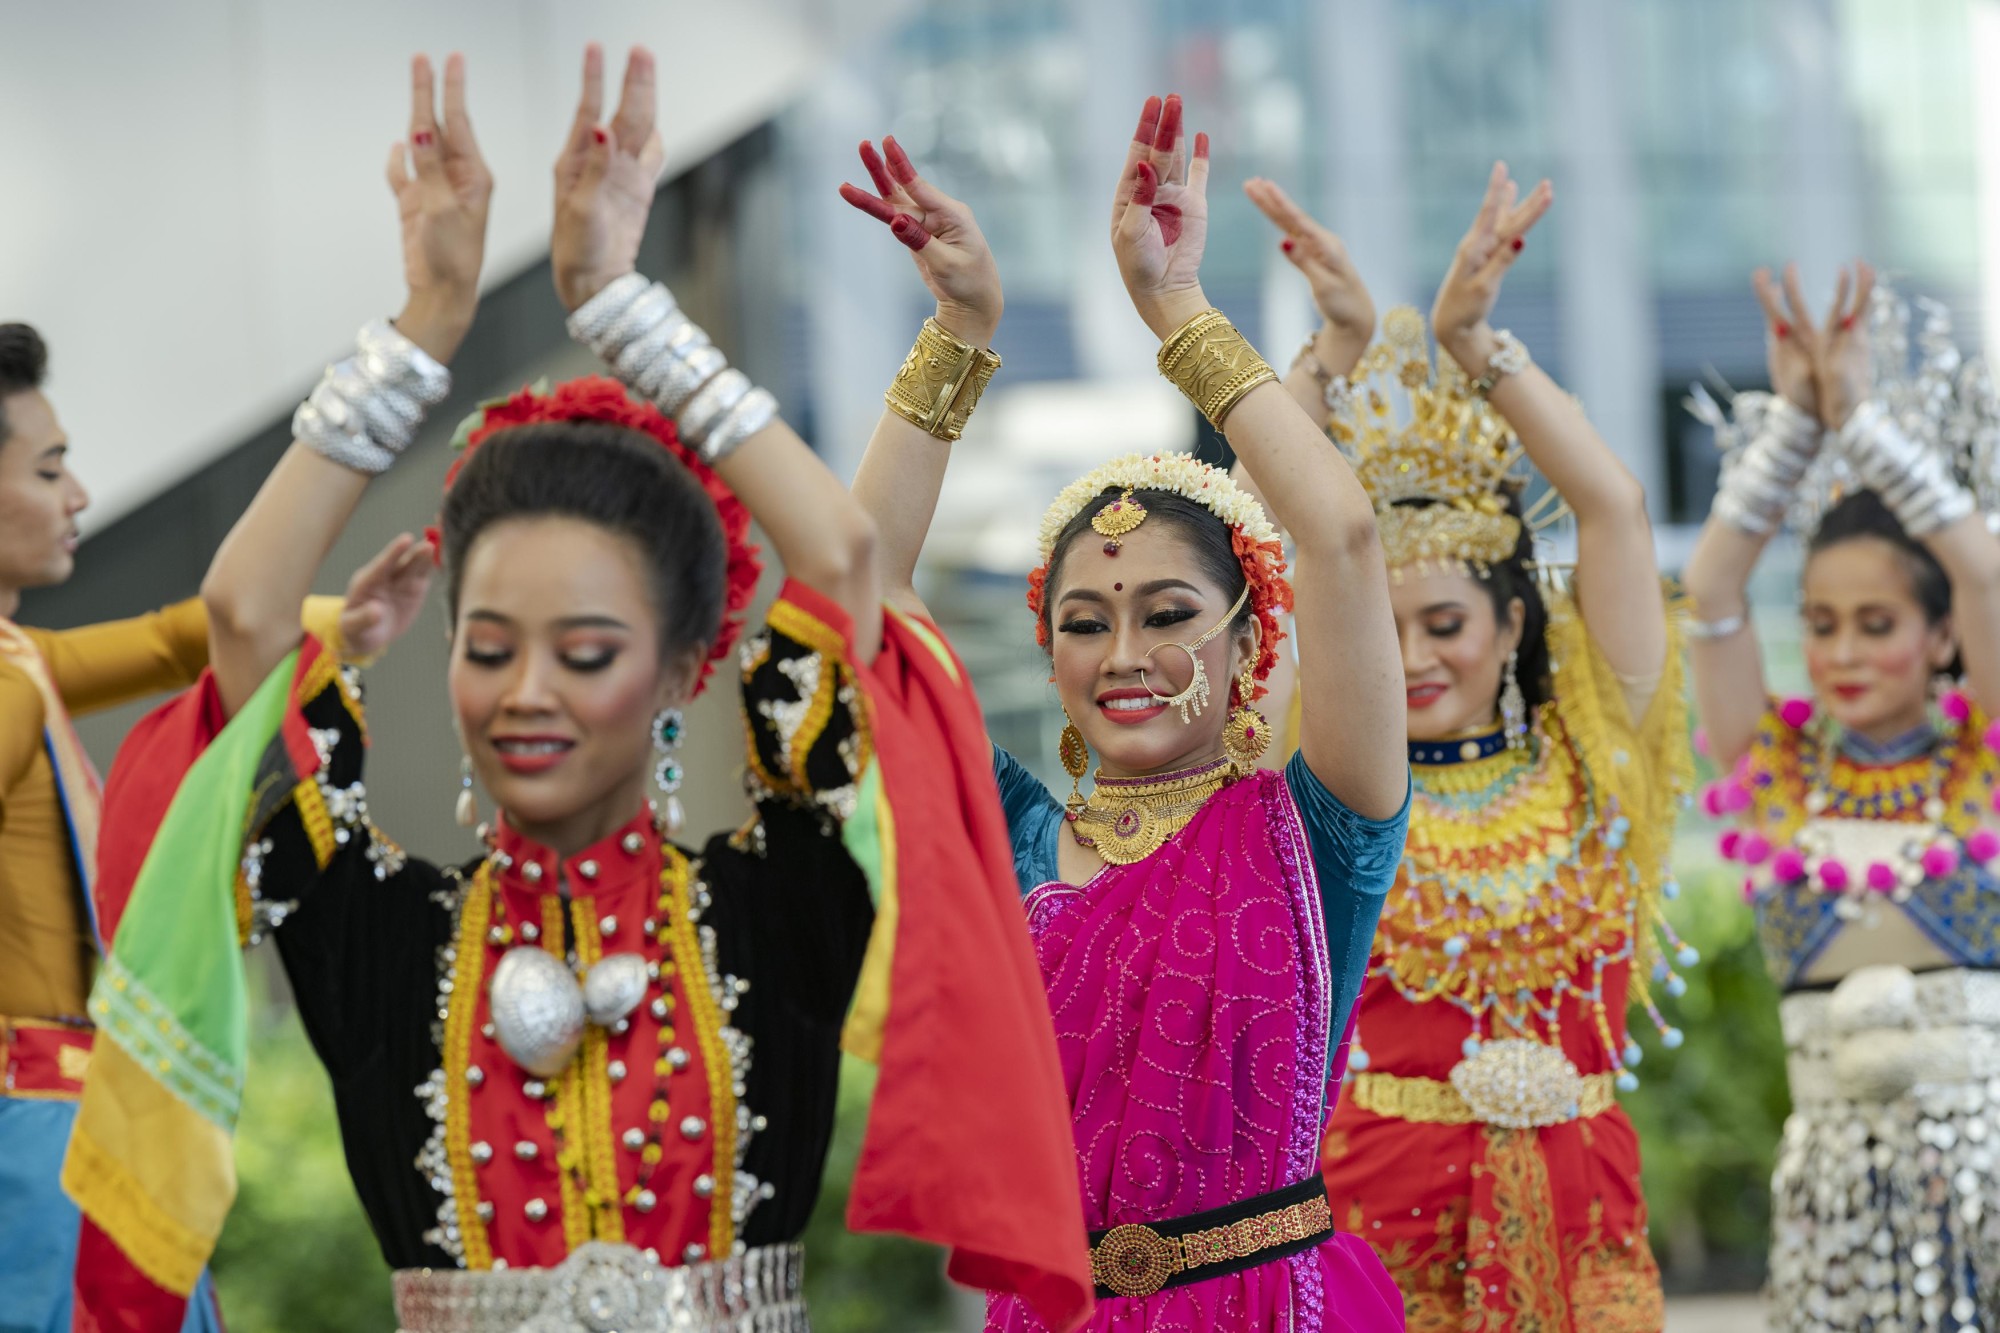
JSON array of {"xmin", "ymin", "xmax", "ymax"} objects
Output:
[{"xmin": 1683, "ymin": 264, "xmax": 2000, "ymax": 1330}]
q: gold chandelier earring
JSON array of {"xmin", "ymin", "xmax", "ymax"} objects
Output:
[
  {"xmin": 1223, "ymin": 657, "xmax": 1270, "ymax": 772},
  {"xmin": 1059, "ymin": 705, "xmax": 1090, "ymax": 817}
]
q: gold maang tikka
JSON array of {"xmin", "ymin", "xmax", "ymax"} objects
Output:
[{"xmin": 1091, "ymin": 487, "xmax": 1149, "ymax": 555}]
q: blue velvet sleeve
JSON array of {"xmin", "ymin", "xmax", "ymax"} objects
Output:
[
  {"xmin": 992, "ymin": 744, "xmax": 1064, "ymax": 897},
  {"xmin": 1284, "ymin": 751, "xmax": 1411, "ymax": 1040}
]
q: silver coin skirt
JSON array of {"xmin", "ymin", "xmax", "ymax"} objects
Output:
[
  {"xmin": 1770, "ymin": 965, "xmax": 2000, "ymax": 1332},
  {"xmin": 393, "ymin": 1240, "xmax": 808, "ymax": 1333}
]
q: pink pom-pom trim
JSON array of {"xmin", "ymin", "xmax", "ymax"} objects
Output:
[
  {"xmin": 1778, "ymin": 697, "xmax": 1815, "ymax": 729},
  {"xmin": 1985, "ymin": 719, "xmax": 2000, "ymax": 755},
  {"xmin": 1771, "ymin": 847, "xmax": 1808, "ymax": 883},
  {"xmin": 1718, "ymin": 780, "xmax": 1753, "ymax": 814},
  {"xmin": 1865, "ymin": 861, "xmax": 1898, "ymax": 893},
  {"xmin": 1967, "ymin": 829, "xmax": 2000, "ymax": 863},
  {"xmin": 1717, "ymin": 830, "xmax": 1743, "ymax": 861},
  {"xmin": 1922, "ymin": 843, "xmax": 1962, "ymax": 879},
  {"xmin": 1701, "ymin": 783, "xmax": 1727, "ymax": 819},
  {"xmin": 1817, "ymin": 858, "xmax": 1849, "ymax": 892},
  {"xmin": 1740, "ymin": 832, "xmax": 1772, "ymax": 866},
  {"xmin": 1941, "ymin": 690, "xmax": 1972, "ymax": 723}
]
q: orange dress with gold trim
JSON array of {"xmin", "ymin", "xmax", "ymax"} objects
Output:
[{"xmin": 1321, "ymin": 595, "xmax": 1692, "ymax": 1332}]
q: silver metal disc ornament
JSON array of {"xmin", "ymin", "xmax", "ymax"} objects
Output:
[
  {"xmin": 489, "ymin": 947, "xmax": 586, "ymax": 1078},
  {"xmin": 582, "ymin": 953, "xmax": 650, "ymax": 1028}
]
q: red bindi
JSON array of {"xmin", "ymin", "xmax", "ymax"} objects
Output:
[{"xmin": 1114, "ymin": 582, "xmax": 1123, "ymax": 591}]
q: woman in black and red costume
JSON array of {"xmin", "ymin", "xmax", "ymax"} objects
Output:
[{"xmin": 73, "ymin": 46, "xmax": 1090, "ymax": 1333}]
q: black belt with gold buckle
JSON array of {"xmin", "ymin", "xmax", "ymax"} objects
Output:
[{"xmin": 1087, "ymin": 1176, "xmax": 1334, "ymax": 1300}]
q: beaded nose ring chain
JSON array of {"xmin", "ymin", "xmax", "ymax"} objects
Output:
[{"xmin": 1137, "ymin": 582, "xmax": 1252, "ymax": 724}]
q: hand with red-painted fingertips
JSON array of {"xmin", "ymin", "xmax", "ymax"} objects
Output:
[
  {"xmin": 1751, "ymin": 263, "xmax": 1823, "ymax": 419},
  {"xmin": 1430, "ymin": 161, "xmax": 1552, "ymax": 371},
  {"xmin": 1110, "ymin": 94, "xmax": 1214, "ymax": 338},
  {"xmin": 1244, "ymin": 176, "xmax": 1375, "ymax": 374},
  {"xmin": 551, "ymin": 44, "xmax": 669, "ymax": 312},
  {"xmin": 386, "ymin": 53, "xmax": 493, "ymax": 362},
  {"xmin": 838, "ymin": 135, "xmax": 1001, "ymax": 347},
  {"xmin": 1815, "ymin": 260, "xmax": 1876, "ymax": 428}
]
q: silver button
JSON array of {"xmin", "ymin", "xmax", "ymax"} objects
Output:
[
  {"xmin": 607, "ymin": 1060, "xmax": 627, "ymax": 1083},
  {"xmin": 465, "ymin": 1065, "xmax": 484, "ymax": 1088},
  {"xmin": 683, "ymin": 1243, "xmax": 706, "ymax": 1263},
  {"xmin": 525, "ymin": 1198, "xmax": 548, "ymax": 1222},
  {"xmin": 680, "ymin": 1115, "xmax": 706, "ymax": 1141},
  {"xmin": 514, "ymin": 1140, "xmax": 538, "ymax": 1161},
  {"xmin": 523, "ymin": 862, "xmax": 544, "ymax": 883},
  {"xmin": 633, "ymin": 1188, "xmax": 657, "ymax": 1213},
  {"xmin": 579, "ymin": 859, "xmax": 600, "ymax": 881},
  {"xmin": 693, "ymin": 1173, "xmax": 715, "ymax": 1198},
  {"xmin": 523, "ymin": 1080, "xmax": 547, "ymax": 1100},
  {"xmin": 470, "ymin": 1141, "xmax": 493, "ymax": 1165},
  {"xmin": 598, "ymin": 913, "xmax": 617, "ymax": 936},
  {"xmin": 622, "ymin": 832, "xmax": 645, "ymax": 855},
  {"xmin": 521, "ymin": 922, "xmax": 540, "ymax": 942},
  {"xmin": 650, "ymin": 997, "xmax": 671, "ymax": 1022},
  {"xmin": 486, "ymin": 925, "xmax": 508, "ymax": 946},
  {"xmin": 476, "ymin": 1201, "xmax": 495, "ymax": 1221},
  {"xmin": 666, "ymin": 1047, "xmax": 690, "ymax": 1071},
  {"xmin": 623, "ymin": 1128, "xmax": 646, "ymax": 1151},
  {"xmin": 480, "ymin": 1022, "xmax": 495, "ymax": 1040}
]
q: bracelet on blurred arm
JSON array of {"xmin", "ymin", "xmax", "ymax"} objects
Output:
[
  {"xmin": 1468, "ymin": 329, "xmax": 1530, "ymax": 396},
  {"xmin": 567, "ymin": 274, "xmax": 778, "ymax": 464},
  {"xmin": 292, "ymin": 320, "xmax": 451, "ymax": 476},
  {"xmin": 1710, "ymin": 396, "xmax": 1824, "ymax": 537},
  {"xmin": 1835, "ymin": 399, "xmax": 1976, "ymax": 537}
]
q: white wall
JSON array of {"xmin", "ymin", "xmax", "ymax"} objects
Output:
[{"xmin": 0, "ymin": 0, "xmax": 904, "ymax": 525}]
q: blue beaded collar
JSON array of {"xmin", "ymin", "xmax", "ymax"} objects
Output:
[
  {"xmin": 1835, "ymin": 722, "xmax": 1939, "ymax": 767},
  {"xmin": 1408, "ymin": 726, "xmax": 1508, "ymax": 767}
]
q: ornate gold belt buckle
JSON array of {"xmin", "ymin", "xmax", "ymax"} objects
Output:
[
  {"xmin": 1447, "ymin": 1038, "xmax": 1587, "ymax": 1129},
  {"xmin": 1091, "ymin": 1222, "xmax": 1183, "ymax": 1299}
]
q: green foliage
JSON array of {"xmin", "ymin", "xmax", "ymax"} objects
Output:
[
  {"xmin": 210, "ymin": 985, "xmax": 953, "ymax": 1330},
  {"xmin": 1627, "ymin": 860, "xmax": 1790, "ymax": 1290}
]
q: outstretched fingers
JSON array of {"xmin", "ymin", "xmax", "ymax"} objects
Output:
[
  {"xmin": 609, "ymin": 46, "xmax": 657, "ymax": 155},
  {"xmin": 838, "ymin": 180, "xmax": 897, "ymax": 224},
  {"xmin": 564, "ymin": 44, "xmax": 606, "ymax": 160},
  {"xmin": 1185, "ymin": 130, "xmax": 1209, "ymax": 200},
  {"xmin": 1780, "ymin": 263, "xmax": 1818, "ymax": 347},
  {"xmin": 1751, "ymin": 267, "xmax": 1792, "ymax": 338},
  {"xmin": 860, "ymin": 139, "xmax": 896, "ymax": 199},
  {"xmin": 407, "ymin": 55, "xmax": 446, "ymax": 184},
  {"xmin": 440, "ymin": 52, "xmax": 481, "ymax": 160},
  {"xmin": 883, "ymin": 135, "xmax": 951, "ymax": 212},
  {"xmin": 1113, "ymin": 95, "xmax": 1165, "ymax": 219}
]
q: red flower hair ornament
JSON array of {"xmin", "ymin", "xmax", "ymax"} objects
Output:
[
  {"xmin": 424, "ymin": 376, "xmax": 763, "ymax": 698},
  {"xmin": 1025, "ymin": 453, "xmax": 1292, "ymax": 702}
]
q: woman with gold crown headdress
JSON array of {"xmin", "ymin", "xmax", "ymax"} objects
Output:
[
  {"xmin": 1246, "ymin": 165, "xmax": 1694, "ymax": 1331},
  {"xmin": 840, "ymin": 94, "xmax": 1411, "ymax": 1328},
  {"xmin": 1685, "ymin": 263, "xmax": 2000, "ymax": 1331},
  {"xmin": 55, "ymin": 47, "xmax": 1094, "ymax": 1333}
]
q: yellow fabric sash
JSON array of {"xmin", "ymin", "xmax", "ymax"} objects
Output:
[{"xmin": 0, "ymin": 618, "xmax": 106, "ymax": 951}]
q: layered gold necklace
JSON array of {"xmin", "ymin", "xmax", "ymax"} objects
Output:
[{"xmin": 1068, "ymin": 756, "xmax": 1236, "ymax": 864}]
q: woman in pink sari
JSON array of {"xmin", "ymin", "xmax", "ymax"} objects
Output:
[{"xmin": 839, "ymin": 96, "xmax": 1410, "ymax": 1330}]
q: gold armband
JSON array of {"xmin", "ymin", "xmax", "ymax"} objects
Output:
[
  {"xmin": 1157, "ymin": 308, "xmax": 1278, "ymax": 430},
  {"xmin": 884, "ymin": 317, "xmax": 1003, "ymax": 442}
]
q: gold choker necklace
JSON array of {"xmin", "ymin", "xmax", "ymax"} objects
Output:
[{"xmin": 1067, "ymin": 757, "xmax": 1236, "ymax": 864}]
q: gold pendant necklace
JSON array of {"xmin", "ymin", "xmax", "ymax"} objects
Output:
[{"xmin": 1068, "ymin": 757, "xmax": 1235, "ymax": 865}]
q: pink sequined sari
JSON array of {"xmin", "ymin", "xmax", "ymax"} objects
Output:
[{"xmin": 985, "ymin": 769, "xmax": 1404, "ymax": 1332}]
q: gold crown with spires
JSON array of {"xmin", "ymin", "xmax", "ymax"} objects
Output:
[{"xmin": 1330, "ymin": 306, "xmax": 1558, "ymax": 574}]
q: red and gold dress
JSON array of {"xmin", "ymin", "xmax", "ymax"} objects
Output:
[{"xmin": 1320, "ymin": 595, "xmax": 1691, "ymax": 1332}]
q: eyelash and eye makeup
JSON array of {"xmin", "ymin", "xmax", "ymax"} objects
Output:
[
  {"xmin": 462, "ymin": 646, "xmax": 618, "ymax": 672},
  {"xmin": 1056, "ymin": 606, "xmax": 1201, "ymax": 636},
  {"xmin": 1425, "ymin": 619, "xmax": 1465, "ymax": 639}
]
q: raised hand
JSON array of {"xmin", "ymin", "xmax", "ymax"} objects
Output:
[
  {"xmin": 1814, "ymin": 261, "xmax": 1877, "ymax": 427},
  {"xmin": 839, "ymin": 137, "xmax": 1002, "ymax": 346},
  {"xmin": 1244, "ymin": 176, "xmax": 1375, "ymax": 369},
  {"xmin": 1431, "ymin": 162, "xmax": 1552, "ymax": 366},
  {"xmin": 337, "ymin": 533, "xmax": 436, "ymax": 662},
  {"xmin": 386, "ymin": 54, "xmax": 493, "ymax": 361},
  {"xmin": 1750, "ymin": 264, "xmax": 1825, "ymax": 417},
  {"xmin": 1110, "ymin": 95, "xmax": 1213, "ymax": 337},
  {"xmin": 552, "ymin": 45, "xmax": 667, "ymax": 312}
]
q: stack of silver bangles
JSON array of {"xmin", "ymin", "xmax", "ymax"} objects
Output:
[
  {"xmin": 1711, "ymin": 395, "xmax": 1823, "ymax": 537},
  {"xmin": 566, "ymin": 273, "xmax": 778, "ymax": 464},
  {"xmin": 1837, "ymin": 399, "xmax": 1976, "ymax": 536},
  {"xmin": 293, "ymin": 320, "xmax": 453, "ymax": 476}
]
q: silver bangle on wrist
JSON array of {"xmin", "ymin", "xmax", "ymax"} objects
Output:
[
  {"xmin": 567, "ymin": 275, "xmax": 777, "ymax": 464},
  {"xmin": 1837, "ymin": 399, "xmax": 1976, "ymax": 536},
  {"xmin": 1685, "ymin": 612, "xmax": 1747, "ymax": 641},
  {"xmin": 1469, "ymin": 329, "xmax": 1530, "ymax": 395},
  {"xmin": 1711, "ymin": 396, "xmax": 1823, "ymax": 536},
  {"xmin": 292, "ymin": 319, "xmax": 451, "ymax": 477}
]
